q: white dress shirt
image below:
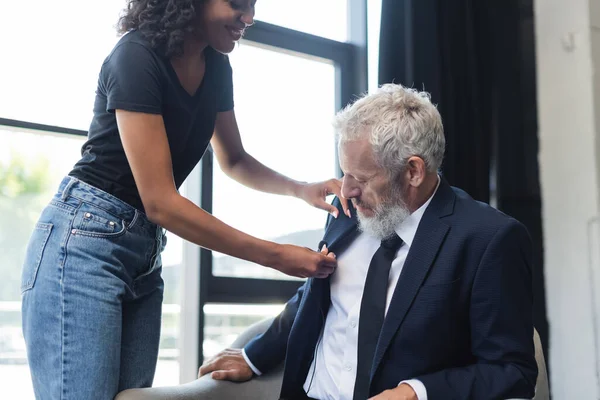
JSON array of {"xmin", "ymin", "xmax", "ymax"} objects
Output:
[{"xmin": 244, "ymin": 178, "xmax": 440, "ymax": 400}]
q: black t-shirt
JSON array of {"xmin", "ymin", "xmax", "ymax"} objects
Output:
[{"xmin": 69, "ymin": 30, "xmax": 234, "ymax": 211}]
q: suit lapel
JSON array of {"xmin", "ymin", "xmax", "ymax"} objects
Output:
[
  {"xmin": 312, "ymin": 204, "xmax": 359, "ymax": 318},
  {"xmin": 299, "ymin": 201, "xmax": 359, "ymax": 317},
  {"xmin": 371, "ymin": 180, "xmax": 455, "ymax": 378},
  {"xmin": 320, "ymin": 206, "xmax": 359, "ymax": 254}
]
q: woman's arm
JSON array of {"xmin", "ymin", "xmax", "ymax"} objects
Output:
[
  {"xmin": 211, "ymin": 110, "xmax": 351, "ymax": 218},
  {"xmin": 115, "ymin": 109, "xmax": 336, "ymax": 278}
]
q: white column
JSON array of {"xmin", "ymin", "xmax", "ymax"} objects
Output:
[
  {"xmin": 535, "ymin": 0, "xmax": 600, "ymax": 397},
  {"xmin": 178, "ymin": 164, "xmax": 201, "ymax": 383}
]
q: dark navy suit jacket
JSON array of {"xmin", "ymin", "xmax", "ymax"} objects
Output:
[{"xmin": 245, "ymin": 179, "xmax": 537, "ymax": 400}]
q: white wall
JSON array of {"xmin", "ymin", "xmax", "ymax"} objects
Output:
[{"xmin": 535, "ymin": 0, "xmax": 600, "ymax": 398}]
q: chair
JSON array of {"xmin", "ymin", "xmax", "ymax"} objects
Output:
[{"xmin": 115, "ymin": 318, "xmax": 549, "ymax": 400}]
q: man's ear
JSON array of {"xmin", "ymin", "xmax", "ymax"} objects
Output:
[{"xmin": 406, "ymin": 156, "xmax": 427, "ymax": 187}]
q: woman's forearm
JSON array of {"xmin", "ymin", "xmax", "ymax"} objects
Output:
[
  {"xmin": 148, "ymin": 192, "xmax": 279, "ymax": 267},
  {"xmin": 220, "ymin": 151, "xmax": 306, "ymax": 198}
]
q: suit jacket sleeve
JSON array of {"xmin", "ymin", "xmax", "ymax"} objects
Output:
[
  {"xmin": 243, "ymin": 197, "xmax": 341, "ymax": 374},
  {"xmin": 243, "ymin": 281, "xmax": 308, "ymax": 374},
  {"xmin": 416, "ymin": 219, "xmax": 538, "ymax": 400}
]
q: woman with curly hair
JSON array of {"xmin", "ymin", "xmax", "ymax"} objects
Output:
[{"xmin": 20, "ymin": 0, "xmax": 349, "ymax": 398}]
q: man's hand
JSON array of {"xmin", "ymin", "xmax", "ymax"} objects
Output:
[
  {"xmin": 369, "ymin": 383, "xmax": 418, "ymax": 400},
  {"xmin": 198, "ymin": 348, "xmax": 253, "ymax": 382}
]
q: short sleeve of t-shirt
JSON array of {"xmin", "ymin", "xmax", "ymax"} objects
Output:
[
  {"xmin": 218, "ymin": 55, "xmax": 235, "ymax": 112},
  {"xmin": 101, "ymin": 41, "xmax": 163, "ymax": 114}
]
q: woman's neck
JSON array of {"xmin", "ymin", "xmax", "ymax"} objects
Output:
[{"xmin": 175, "ymin": 33, "xmax": 208, "ymax": 66}]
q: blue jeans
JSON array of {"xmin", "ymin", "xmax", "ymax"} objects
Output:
[{"xmin": 21, "ymin": 176, "xmax": 166, "ymax": 400}]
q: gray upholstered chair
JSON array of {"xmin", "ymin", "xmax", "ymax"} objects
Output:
[{"xmin": 115, "ymin": 318, "xmax": 549, "ymax": 400}]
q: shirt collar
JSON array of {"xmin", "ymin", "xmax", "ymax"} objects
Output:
[{"xmin": 395, "ymin": 175, "xmax": 441, "ymax": 248}]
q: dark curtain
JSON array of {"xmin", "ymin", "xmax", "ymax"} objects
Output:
[
  {"xmin": 379, "ymin": 0, "xmax": 493, "ymax": 203},
  {"xmin": 378, "ymin": 0, "xmax": 549, "ymax": 377}
]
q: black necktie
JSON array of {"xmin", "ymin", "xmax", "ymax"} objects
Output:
[{"xmin": 353, "ymin": 233, "xmax": 403, "ymax": 400}]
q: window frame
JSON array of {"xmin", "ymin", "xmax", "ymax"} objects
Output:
[{"xmin": 198, "ymin": 0, "xmax": 368, "ymax": 364}]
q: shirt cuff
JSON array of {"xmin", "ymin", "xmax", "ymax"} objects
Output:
[
  {"xmin": 399, "ymin": 379, "xmax": 427, "ymax": 400},
  {"xmin": 241, "ymin": 348, "xmax": 262, "ymax": 376}
]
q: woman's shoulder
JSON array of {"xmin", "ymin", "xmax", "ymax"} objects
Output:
[
  {"xmin": 97, "ymin": 30, "xmax": 166, "ymax": 88},
  {"xmin": 105, "ymin": 30, "xmax": 160, "ymax": 63}
]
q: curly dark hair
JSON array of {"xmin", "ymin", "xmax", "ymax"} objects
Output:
[{"xmin": 117, "ymin": 0, "xmax": 203, "ymax": 58}]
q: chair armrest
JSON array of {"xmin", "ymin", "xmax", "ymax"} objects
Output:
[
  {"xmin": 532, "ymin": 329, "xmax": 549, "ymax": 400},
  {"xmin": 115, "ymin": 363, "xmax": 284, "ymax": 400},
  {"xmin": 115, "ymin": 317, "xmax": 283, "ymax": 400}
]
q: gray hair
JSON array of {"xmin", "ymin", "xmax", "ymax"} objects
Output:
[{"xmin": 334, "ymin": 83, "xmax": 445, "ymax": 176}]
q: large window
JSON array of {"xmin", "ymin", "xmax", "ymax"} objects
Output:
[
  {"xmin": 212, "ymin": 43, "xmax": 337, "ymax": 281},
  {"xmin": 256, "ymin": 0, "xmax": 348, "ymax": 41},
  {"xmin": 0, "ymin": 0, "xmax": 368, "ymax": 395},
  {"xmin": 0, "ymin": 0, "xmax": 124, "ymax": 130}
]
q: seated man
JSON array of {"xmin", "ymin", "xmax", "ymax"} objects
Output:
[{"xmin": 199, "ymin": 84, "xmax": 538, "ymax": 400}]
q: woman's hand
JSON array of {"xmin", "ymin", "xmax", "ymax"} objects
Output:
[
  {"xmin": 295, "ymin": 179, "xmax": 351, "ymax": 219},
  {"xmin": 270, "ymin": 244, "xmax": 337, "ymax": 278}
]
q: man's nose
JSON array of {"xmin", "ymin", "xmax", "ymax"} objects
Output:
[{"xmin": 341, "ymin": 177, "xmax": 361, "ymax": 199}]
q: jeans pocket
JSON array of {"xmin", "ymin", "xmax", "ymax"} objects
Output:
[
  {"xmin": 72, "ymin": 204, "xmax": 126, "ymax": 238},
  {"xmin": 21, "ymin": 222, "xmax": 53, "ymax": 293}
]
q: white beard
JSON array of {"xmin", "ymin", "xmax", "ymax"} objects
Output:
[{"xmin": 357, "ymin": 200, "xmax": 410, "ymax": 240}]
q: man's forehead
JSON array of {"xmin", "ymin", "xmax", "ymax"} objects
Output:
[
  {"xmin": 339, "ymin": 138, "xmax": 371, "ymax": 156},
  {"xmin": 339, "ymin": 140, "xmax": 380, "ymax": 175}
]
